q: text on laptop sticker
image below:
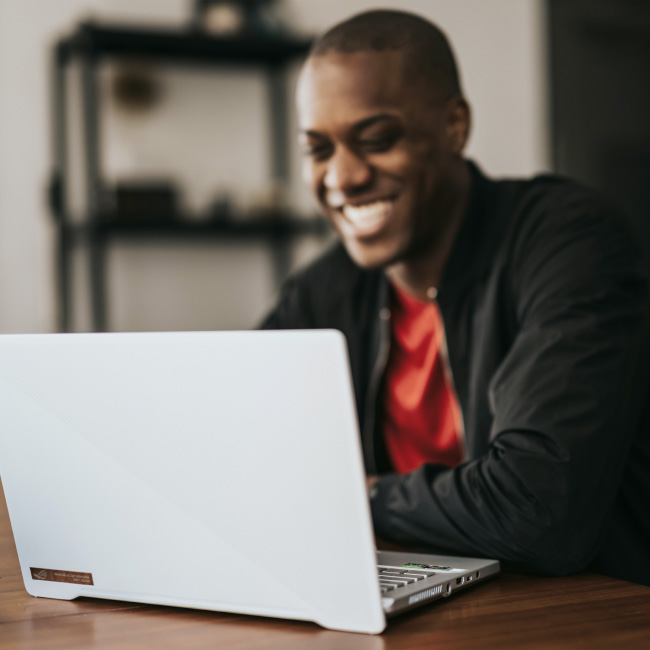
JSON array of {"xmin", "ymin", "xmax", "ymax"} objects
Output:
[{"xmin": 30, "ymin": 567, "xmax": 94, "ymax": 585}]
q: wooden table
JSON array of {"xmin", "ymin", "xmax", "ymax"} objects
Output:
[{"xmin": 1, "ymin": 484, "xmax": 649, "ymax": 649}]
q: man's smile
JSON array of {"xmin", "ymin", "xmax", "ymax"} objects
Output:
[
  {"xmin": 326, "ymin": 191, "xmax": 397, "ymax": 239},
  {"xmin": 340, "ymin": 199, "xmax": 395, "ymax": 238}
]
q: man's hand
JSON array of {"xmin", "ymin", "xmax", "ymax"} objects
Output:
[{"xmin": 366, "ymin": 474, "xmax": 379, "ymax": 492}]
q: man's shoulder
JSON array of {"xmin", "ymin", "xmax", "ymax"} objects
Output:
[
  {"xmin": 491, "ymin": 169, "xmax": 625, "ymax": 226},
  {"xmin": 271, "ymin": 241, "xmax": 385, "ymax": 327},
  {"xmin": 298, "ymin": 240, "xmax": 358, "ymax": 280},
  {"xmin": 484, "ymin": 167, "xmax": 638, "ymax": 252},
  {"xmin": 485, "ymin": 170, "xmax": 648, "ymax": 300},
  {"xmin": 291, "ymin": 241, "xmax": 381, "ymax": 294}
]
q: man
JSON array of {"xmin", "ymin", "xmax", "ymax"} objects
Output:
[{"xmin": 262, "ymin": 10, "xmax": 650, "ymax": 585}]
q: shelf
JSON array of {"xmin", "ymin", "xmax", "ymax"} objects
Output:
[
  {"xmin": 64, "ymin": 215, "xmax": 330, "ymax": 240},
  {"xmin": 51, "ymin": 19, "xmax": 316, "ymax": 332},
  {"xmin": 56, "ymin": 21, "xmax": 313, "ymax": 66}
]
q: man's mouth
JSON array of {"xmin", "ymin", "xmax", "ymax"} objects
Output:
[{"xmin": 337, "ymin": 200, "xmax": 394, "ymax": 238}]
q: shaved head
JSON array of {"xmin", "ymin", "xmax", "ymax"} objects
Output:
[
  {"xmin": 309, "ymin": 9, "xmax": 462, "ymax": 101},
  {"xmin": 296, "ymin": 9, "xmax": 471, "ymax": 276}
]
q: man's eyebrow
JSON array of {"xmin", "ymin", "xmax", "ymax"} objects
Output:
[
  {"xmin": 299, "ymin": 113, "xmax": 400, "ymax": 138},
  {"xmin": 352, "ymin": 113, "xmax": 400, "ymax": 132}
]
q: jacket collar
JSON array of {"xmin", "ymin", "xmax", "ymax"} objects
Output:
[{"xmin": 437, "ymin": 160, "xmax": 497, "ymax": 296}]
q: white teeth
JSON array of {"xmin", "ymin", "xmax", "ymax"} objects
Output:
[{"xmin": 342, "ymin": 200, "xmax": 393, "ymax": 226}]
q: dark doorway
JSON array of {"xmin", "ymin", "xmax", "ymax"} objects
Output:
[{"xmin": 549, "ymin": 0, "xmax": 650, "ymax": 262}]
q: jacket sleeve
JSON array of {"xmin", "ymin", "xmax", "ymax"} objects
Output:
[{"xmin": 369, "ymin": 194, "xmax": 650, "ymax": 575}]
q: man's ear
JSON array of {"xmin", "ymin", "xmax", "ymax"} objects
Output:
[{"xmin": 446, "ymin": 95, "xmax": 471, "ymax": 155}]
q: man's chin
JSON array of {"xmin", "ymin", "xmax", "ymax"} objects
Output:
[{"xmin": 343, "ymin": 240, "xmax": 401, "ymax": 270}]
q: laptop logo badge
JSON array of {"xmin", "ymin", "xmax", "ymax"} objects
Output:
[{"xmin": 30, "ymin": 567, "xmax": 94, "ymax": 585}]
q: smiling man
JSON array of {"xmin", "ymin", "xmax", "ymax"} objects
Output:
[{"xmin": 261, "ymin": 10, "xmax": 650, "ymax": 585}]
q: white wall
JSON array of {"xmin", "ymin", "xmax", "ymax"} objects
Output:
[{"xmin": 0, "ymin": 0, "xmax": 549, "ymax": 333}]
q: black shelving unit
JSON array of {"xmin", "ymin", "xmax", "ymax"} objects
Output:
[{"xmin": 50, "ymin": 21, "xmax": 324, "ymax": 332}]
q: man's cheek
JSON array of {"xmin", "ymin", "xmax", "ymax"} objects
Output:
[{"xmin": 301, "ymin": 162, "xmax": 317, "ymax": 189}]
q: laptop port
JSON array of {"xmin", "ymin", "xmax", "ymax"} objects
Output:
[{"xmin": 456, "ymin": 576, "xmax": 464, "ymax": 586}]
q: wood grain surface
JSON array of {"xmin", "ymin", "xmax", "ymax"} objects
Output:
[{"xmin": 1, "ymin": 481, "xmax": 649, "ymax": 649}]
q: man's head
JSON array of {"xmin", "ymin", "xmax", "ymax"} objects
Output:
[{"xmin": 297, "ymin": 10, "xmax": 471, "ymax": 271}]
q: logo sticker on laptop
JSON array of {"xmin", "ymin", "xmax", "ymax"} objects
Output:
[
  {"xmin": 30, "ymin": 567, "xmax": 94, "ymax": 585},
  {"xmin": 402, "ymin": 563, "xmax": 451, "ymax": 570}
]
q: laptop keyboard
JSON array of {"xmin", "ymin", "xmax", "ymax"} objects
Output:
[{"xmin": 377, "ymin": 564, "xmax": 446, "ymax": 593}]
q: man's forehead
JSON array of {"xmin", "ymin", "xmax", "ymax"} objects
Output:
[
  {"xmin": 299, "ymin": 49, "xmax": 412, "ymax": 97},
  {"xmin": 297, "ymin": 50, "xmax": 429, "ymax": 128}
]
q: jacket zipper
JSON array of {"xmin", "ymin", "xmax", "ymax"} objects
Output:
[
  {"xmin": 363, "ymin": 306, "xmax": 392, "ymax": 474},
  {"xmin": 436, "ymin": 303, "xmax": 468, "ymax": 462}
]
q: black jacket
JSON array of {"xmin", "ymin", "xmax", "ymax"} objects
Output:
[{"xmin": 261, "ymin": 163, "xmax": 650, "ymax": 585}]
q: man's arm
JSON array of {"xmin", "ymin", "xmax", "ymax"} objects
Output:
[{"xmin": 369, "ymin": 198, "xmax": 650, "ymax": 575}]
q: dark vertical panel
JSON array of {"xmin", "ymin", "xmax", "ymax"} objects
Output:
[
  {"xmin": 549, "ymin": 0, "xmax": 650, "ymax": 261},
  {"xmin": 52, "ymin": 51, "xmax": 72, "ymax": 333}
]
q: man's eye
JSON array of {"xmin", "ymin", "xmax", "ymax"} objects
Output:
[
  {"xmin": 302, "ymin": 143, "xmax": 332, "ymax": 160},
  {"xmin": 358, "ymin": 134, "xmax": 398, "ymax": 152}
]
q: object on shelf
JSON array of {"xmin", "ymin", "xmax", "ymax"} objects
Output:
[
  {"xmin": 192, "ymin": 0, "xmax": 287, "ymax": 37},
  {"xmin": 110, "ymin": 62, "xmax": 164, "ymax": 115},
  {"xmin": 204, "ymin": 192, "xmax": 231, "ymax": 222},
  {"xmin": 106, "ymin": 181, "xmax": 180, "ymax": 222}
]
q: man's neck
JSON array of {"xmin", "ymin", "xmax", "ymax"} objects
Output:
[{"xmin": 387, "ymin": 160, "xmax": 471, "ymax": 301}]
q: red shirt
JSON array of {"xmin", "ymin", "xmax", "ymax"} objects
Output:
[{"xmin": 383, "ymin": 283, "xmax": 465, "ymax": 474}]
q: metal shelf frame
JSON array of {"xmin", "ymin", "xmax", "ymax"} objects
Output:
[{"xmin": 50, "ymin": 21, "xmax": 317, "ymax": 332}]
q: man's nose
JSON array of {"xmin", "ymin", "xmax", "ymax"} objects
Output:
[{"xmin": 323, "ymin": 146, "xmax": 372, "ymax": 195}]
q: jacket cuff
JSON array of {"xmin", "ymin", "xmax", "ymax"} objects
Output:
[{"xmin": 369, "ymin": 473, "xmax": 402, "ymax": 540}]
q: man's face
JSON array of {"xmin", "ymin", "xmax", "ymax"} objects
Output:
[{"xmin": 297, "ymin": 50, "xmax": 468, "ymax": 269}]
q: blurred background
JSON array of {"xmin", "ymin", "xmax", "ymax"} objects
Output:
[{"xmin": 0, "ymin": 0, "xmax": 647, "ymax": 334}]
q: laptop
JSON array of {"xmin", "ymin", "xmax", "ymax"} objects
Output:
[{"xmin": 0, "ymin": 330, "xmax": 499, "ymax": 634}]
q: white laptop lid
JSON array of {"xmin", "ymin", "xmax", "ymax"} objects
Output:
[{"xmin": 0, "ymin": 330, "xmax": 385, "ymax": 633}]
